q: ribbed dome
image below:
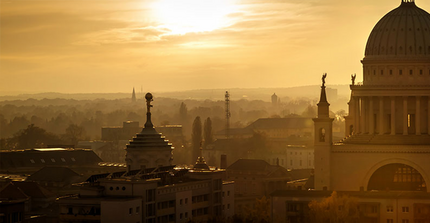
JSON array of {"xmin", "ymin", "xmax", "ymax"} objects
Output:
[{"xmin": 365, "ymin": 1, "xmax": 430, "ymax": 58}]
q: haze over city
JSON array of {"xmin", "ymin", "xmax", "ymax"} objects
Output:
[{"xmin": 2, "ymin": 0, "xmax": 428, "ymax": 95}]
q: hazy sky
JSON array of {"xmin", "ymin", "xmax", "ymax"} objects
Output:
[{"xmin": 1, "ymin": 0, "xmax": 429, "ymax": 95}]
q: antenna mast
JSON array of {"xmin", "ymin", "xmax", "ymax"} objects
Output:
[{"xmin": 225, "ymin": 91, "xmax": 231, "ymax": 138}]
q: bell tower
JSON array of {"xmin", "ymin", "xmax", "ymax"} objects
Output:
[{"xmin": 313, "ymin": 73, "xmax": 334, "ymax": 190}]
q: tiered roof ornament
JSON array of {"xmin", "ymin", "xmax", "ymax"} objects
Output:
[{"xmin": 193, "ymin": 142, "xmax": 210, "ymax": 171}]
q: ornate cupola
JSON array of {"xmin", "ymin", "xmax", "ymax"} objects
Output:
[
  {"xmin": 193, "ymin": 143, "xmax": 210, "ymax": 171},
  {"xmin": 125, "ymin": 93, "xmax": 173, "ymax": 170}
]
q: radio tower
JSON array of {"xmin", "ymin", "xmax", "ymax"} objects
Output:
[{"xmin": 225, "ymin": 91, "xmax": 231, "ymax": 138}]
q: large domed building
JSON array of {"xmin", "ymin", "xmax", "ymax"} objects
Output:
[
  {"xmin": 272, "ymin": 2, "xmax": 430, "ymax": 222},
  {"xmin": 318, "ymin": 0, "xmax": 430, "ymax": 193}
]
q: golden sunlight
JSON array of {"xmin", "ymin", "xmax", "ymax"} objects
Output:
[{"xmin": 151, "ymin": 0, "xmax": 236, "ymax": 35}]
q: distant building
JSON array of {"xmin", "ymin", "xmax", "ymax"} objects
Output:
[
  {"xmin": 226, "ymin": 159, "xmax": 290, "ymax": 214},
  {"xmin": 0, "ymin": 181, "xmax": 58, "ymax": 221},
  {"xmin": 271, "ymin": 93, "xmax": 278, "ymax": 107},
  {"xmin": 132, "ymin": 87, "xmax": 137, "ymax": 103},
  {"xmin": 215, "ymin": 117, "xmax": 313, "ymax": 141},
  {"xmin": 58, "ymin": 152, "xmax": 234, "ymax": 222}
]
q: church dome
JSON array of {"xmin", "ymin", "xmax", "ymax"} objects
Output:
[{"xmin": 365, "ymin": 0, "xmax": 430, "ymax": 58}]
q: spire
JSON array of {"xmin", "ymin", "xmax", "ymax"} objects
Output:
[
  {"xmin": 132, "ymin": 87, "xmax": 136, "ymax": 103},
  {"xmin": 317, "ymin": 73, "xmax": 330, "ymax": 118},
  {"xmin": 144, "ymin": 92, "xmax": 154, "ymax": 129}
]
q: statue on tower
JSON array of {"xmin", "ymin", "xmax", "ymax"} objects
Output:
[
  {"xmin": 351, "ymin": 74, "xmax": 356, "ymax": 85},
  {"xmin": 322, "ymin": 73, "xmax": 327, "ymax": 87}
]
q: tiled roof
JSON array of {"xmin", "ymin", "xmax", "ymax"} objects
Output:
[
  {"xmin": 246, "ymin": 118, "xmax": 313, "ymax": 130},
  {"xmin": 227, "ymin": 159, "xmax": 276, "ymax": 172},
  {"xmin": 26, "ymin": 166, "xmax": 80, "ymax": 182},
  {"xmin": 0, "ymin": 181, "xmax": 55, "ymax": 199},
  {"xmin": 0, "ymin": 149, "xmax": 103, "ymax": 170}
]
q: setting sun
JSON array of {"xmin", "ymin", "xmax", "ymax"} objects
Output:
[{"xmin": 151, "ymin": 0, "xmax": 236, "ymax": 35}]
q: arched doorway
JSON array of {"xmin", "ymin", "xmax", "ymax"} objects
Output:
[{"xmin": 367, "ymin": 163, "xmax": 426, "ymax": 191}]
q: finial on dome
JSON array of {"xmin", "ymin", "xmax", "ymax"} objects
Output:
[{"xmin": 144, "ymin": 92, "xmax": 154, "ymax": 128}]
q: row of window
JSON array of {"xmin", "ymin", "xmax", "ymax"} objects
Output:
[
  {"xmin": 30, "ymin": 157, "xmax": 75, "ymax": 163},
  {"xmin": 367, "ymin": 45, "xmax": 430, "ymax": 54},
  {"xmin": 367, "ymin": 69, "xmax": 430, "ymax": 76},
  {"xmin": 386, "ymin": 206, "xmax": 409, "ymax": 213},
  {"xmin": 158, "ymin": 183, "xmax": 208, "ymax": 195}
]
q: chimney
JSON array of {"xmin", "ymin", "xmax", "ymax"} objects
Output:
[{"xmin": 221, "ymin": 154, "xmax": 227, "ymax": 169}]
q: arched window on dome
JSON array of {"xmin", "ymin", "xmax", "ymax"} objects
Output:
[
  {"xmin": 390, "ymin": 70, "xmax": 393, "ymax": 75},
  {"xmin": 410, "ymin": 70, "xmax": 413, "ymax": 75}
]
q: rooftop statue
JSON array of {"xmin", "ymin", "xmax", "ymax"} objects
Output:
[{"xmin": 322, "ymin": 73, "xmax": 327, "ymax": 87}]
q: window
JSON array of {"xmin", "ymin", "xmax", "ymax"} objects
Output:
[
  {"xmin": 227, "ymin": 191, "xmax": 230, "ymax": 196},
  {"xmin": 410, "ymin": 70, "xmax": 413, "ymax": 75},
  {"xmin": 185, "ymin": 212, "xmax": 188, "ymax": 218},
  {"xmin": 129, "ymin": 208, "xmax": 133, "ymax": 215},
  {"xmin": 390, "ymin": 70, "xmax": 393, "ymax": 75},
  {"xmin": 420, "ymin": 70, "xmax": 423, "ymax": 75},
  {"xmin": 387, "ymin": 206, "xmax": 393, "ymax": 212},
  {"xmin": 402, "ymin": 220, "xmax": 409, "ymax": 223},
  {"xmin": 30, "ymin": 159, "xmax": 35, "ymax": 163},
  {"xmin": 136, "ymin": 206, "xmax": 140, "ymax": 214},
  {"xmin": 371, "ymin": 206, "xmax": 377, "ymax": 213},
  {"xmin": 387, "ymin": 220, "xmax": 394, "ymax": 223},
  {"xmin": 400, "ymin": 69, "xmax": 403, "ymax": 75},
  {"xmin": 228, "ymin": 204, "xmax": 230, "ymax": 209},
  {"xmin": 180, "ymin": 199, "xmax": 183, "ymax": 205},
  {"xmin": 185, "ymin": 198, "xmax": 188, "ymax": 204},
  {"xmin": 180, "ymin": 213, "xmax": 183, "ymax": 219},
  {"xmin": 402, "ymin": 206, "xmax": 409, "ymax": 213}
]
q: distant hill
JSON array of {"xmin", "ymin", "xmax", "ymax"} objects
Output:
[{"xmin": 0, "ymin": 85, "xmax": 351, "ymax": 102}]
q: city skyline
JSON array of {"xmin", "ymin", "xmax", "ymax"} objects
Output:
[{"xmin": 2, "ymin": 0, "xmax": 430, "ymax": 95}]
